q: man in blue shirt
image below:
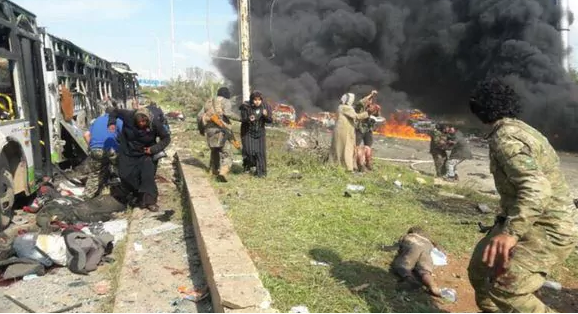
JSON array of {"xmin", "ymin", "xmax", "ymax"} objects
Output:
[{"xmin": 83, "ymin": 106, "xmax": 123, "ymax": 199}]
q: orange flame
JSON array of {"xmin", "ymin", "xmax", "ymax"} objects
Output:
[{"xmin": 374, "ymin": 112, "xmax": 430, "ymax": 141}]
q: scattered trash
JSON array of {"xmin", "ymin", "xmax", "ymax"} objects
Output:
[
  {"xmin": 542, "ymin": 280, "xmax": 562, "ymax": 291},
  {"xmin": 415, "ymin": 177, "xmax": 427, "ymax": 185},
  {"xmin": 431, "ymin": 248, "xmax": 448, "ymax": 266},
  {"xmin": 290, "ymin": 305, "xmax": 310, "ymax": 313},
  {"xmin": 310, "ymin": 260, "xmax": 330, "ymax": 267},
  {"xmin": 58, "ymin": 180, "xmax": 85, "ymax": 196},
  {"xmin": 68, "ymin": 280, "xmax": 88, "ymax": 287},
  {"xmin": 440, "ymin": 288, "xmax": 457, "ymax": 302},
  {"xmin": 133, "ymin": 242, "xmax": 143, "ymax": 252},
  {"xmin": 382, "ymin": 175, "xmax": 389, "ymax": 182},
  {"xmin": 351, "ymin": 283, "xmax": 370, "ymax": 292},
  {"xmin": 290, "ymin": 171, "xmax": 303, "ymax": 180},
  {"xmin": 178, "ymin": 286, "xmax": 210, "ymax": 303},
  {"xmin": 476, "ymin": 203, "xmax": 492, "ymax": 214},
  {"xmin": 93, "ymin": 280, "xmax": 111, "ymax": 295},
  {"xmin": 4, "ymin": 294, "xmax": 36, "ymax": 313},
  {"xmin": 438, "ymin": 191, "xmax": 465, "ymax": 199},
  {"xmin": 296, "ymin": 192, "xmax": 302, "ymax": 197},
  {"xmin": 394, "ymin": 180, "xmax": 403, "ymax": 189},
  {"xmin": 354, "ymin": 305, "xmax": 362, "ymax": 313},
  {"xmin": 22, "ymin": 274, "xmax": 39, "ymax": 281},
  {"xmin": 13, "ymin": 233, "xmax": 54, "ymax": 267},
  {"xmin": 35, "ymin": 234, "xmax": 68, "ymax": 266},
  {"xmin": 346, "ymin": 184, "xmax": 366, "ymax": 193},
  {"xmin": 164, "ymin": 266, "xmax": 187, "ymax": 275},
  {"xmin": 343, "ymin": 191, "xmax": 353, "ymax": 198},
  {"xmin": 141, "ymin": 222, "xmax": 180, "ymax": 237}
]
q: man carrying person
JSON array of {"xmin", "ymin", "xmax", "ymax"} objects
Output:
[
  {"xmin": 443, "ymin": 125, "xmax": 473, "ymax": 181},
  {"xmin": 354, "ymin": 90, "xmax": 381, "ymax": 172},
  {"xmin": 83, "ymin": 106, "xmax": 123, "ymax": 199}
]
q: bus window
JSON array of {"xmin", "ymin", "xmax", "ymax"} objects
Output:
[
  {"xmin": 0, "ymin": 26, "xmax": 9, "ymax": 50},
  {"xmin": 0, "ymin": 57, "xmax": 18, "ymax": 120}
]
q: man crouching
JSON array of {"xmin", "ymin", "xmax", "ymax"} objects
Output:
[{"xmin": 391, "ymin": 227, "xmax": 442, "ymax": 297}]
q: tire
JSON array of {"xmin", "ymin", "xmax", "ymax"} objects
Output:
[{"xmin": 0, "ymin": 155, "xmax": 14, "ymax": 230}]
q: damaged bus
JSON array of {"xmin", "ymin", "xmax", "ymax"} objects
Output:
[{"xmin": 0, "ymin": 0, "xmax": 138, "ymax": 220}]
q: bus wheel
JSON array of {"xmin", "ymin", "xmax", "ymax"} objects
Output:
[{"xmin": 0, "ymin": 156, "xmax": 14, "ymax": 230}]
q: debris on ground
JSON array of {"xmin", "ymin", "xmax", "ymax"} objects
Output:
[
  {"xmin": 346, "ymin": 184, "xmax": 365, "ymax": 193},
  {"xmin": 440, "ymin": 288, "xmax": 457, "ymax": 302},
  {"xmin": 542, "ymin": 280, "xmax": 562, "ymax": 291},
  {"xmin": 476, "ymin": 203, "xmax": 492, "ymax": 214},
  {"xmin": 431, "ymin": 247, "xmax": 448, "ymax": 266},
  {"xmin": 394, "ymin": 180, "xmax": 403, "ymax": 189},
  {"xmin": 290, "ymin": 170, "xmax": 303, "ymax": 180},
  {"xmin": 310, "ymin": 260, "xmax": 330, "ymax": 267},
  {"xmin": 178, "ymin": 285, "xmax": 210, "ymax": 302},
  {"xmin": 415, "ymin": 177, "xmax": 427, "ymax": 185},
  {"xmin": 290, "ymin": 305, "xmax": 310, "ymax": 313},
  {"xmin": 438, "ymin": 191, "xmax": 465, "ymax": 199},
  {"xmin": 93, "ymin": 280, "xmax": 112, "ymax": 295}
]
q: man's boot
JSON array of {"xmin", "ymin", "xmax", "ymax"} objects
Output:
[{"xmin": 365, "ymin": 146, "xmax": 373, "ymax": 171}]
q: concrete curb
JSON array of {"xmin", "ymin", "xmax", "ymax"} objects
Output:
[{"xmin": 175, "ymin": 153, "xmax": 276, "ymax": 313}]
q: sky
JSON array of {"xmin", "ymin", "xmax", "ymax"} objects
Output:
[
  {"xmin": 14, "ymin": 0, "xmax": 578, "ymax": 80},
  {"xmin": 16, "ymin": 0, "xmax": 237, "ymax": 80}
]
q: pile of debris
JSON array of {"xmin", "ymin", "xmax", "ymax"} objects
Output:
[{"xmin": 1, "ymin": 178, "xmax": 128, "ymax": 283}]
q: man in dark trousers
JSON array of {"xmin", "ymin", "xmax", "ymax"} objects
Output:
[
  {"xmin": 107, "ymin": 107, "xmax": 170, "ymax": 211},
  {"xmin": 239, "ymin": 91, "xmax": 273, "ymax": 178}
]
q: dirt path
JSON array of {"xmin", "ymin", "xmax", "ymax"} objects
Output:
[
  {"xmin": 0, "ymin": 123, "xmax": 211, "ymax": 313},
  {"xmin": 372, "ymin": 136, "xmax": 578, "ymax": 198}
]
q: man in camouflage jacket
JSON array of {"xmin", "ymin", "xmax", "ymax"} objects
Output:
[
  {"xmin": 467, "ymin": 78, "xmax": 578, "ymax": 313},
  {"xmin": 199, "ymin": 87, "xmax": 240, "ymax": 182},
  {"xmin": 429, "ymin": 124, "xmax": 450, "ymax": 177}
]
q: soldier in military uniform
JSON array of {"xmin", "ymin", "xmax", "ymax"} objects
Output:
[
  {"xmin": 199, "ymin": 87, "xmax": 240, "ymax": 182},
  {"xmin": 354, "ymin": 90, "xmax": 381, "ymax": 171},
  {"xmin": 429, "ymin": 124, "xmax": 449, "ymax": 177},
  {"xmin": 467, "ymin": 78, "xmax": 578, "ymax": 313}
]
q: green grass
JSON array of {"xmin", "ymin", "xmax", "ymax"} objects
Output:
[{"xmin": 185, "ymin": 126, "xmax": 503, "ymax": 312}]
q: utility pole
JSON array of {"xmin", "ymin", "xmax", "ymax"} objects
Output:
[
  {"xmin": 170, "ymin": 0, "xmax": 176, "ymax": 79},
  {"xmin": 559, "ymin": 0, "xmax": 570, "ymax": 71},
  {"xmin": 239, "ymin": 0, "xmax": 251, "ymax": 102},
  {"xmin": 152, "ymin": 34, "xmax": 162, "ymax": 79}
]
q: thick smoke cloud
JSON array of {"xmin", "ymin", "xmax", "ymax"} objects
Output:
[{"xmin": 214, "ymin": 0, "xmax": 578, "ymax": 150}]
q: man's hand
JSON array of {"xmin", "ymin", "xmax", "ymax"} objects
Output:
[
  {"xmin": 263, "ymin": 109, "xmax": 268, "ymax": 116},
  {"xmin": 108, "ymin": 125, "xmax": 116, "ymax": 133},
  {"xmin": 249, "ymin": 115, "xmax": 256, "ymax": 122},
  {"xmin": 144, "ymin": 147, "xmax": 152, "ymax": 155},
  {"xmin": 371, "ymin": 90, "xmax": 378, "ymax": 95},
  {"xmin": 483, "ymin": 233, "xmax": 518, "ymax": 268}
]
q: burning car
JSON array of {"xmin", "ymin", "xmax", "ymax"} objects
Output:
[{"xmin": 271, "ymin": 103, "xmax": 297, "ymax": 126}]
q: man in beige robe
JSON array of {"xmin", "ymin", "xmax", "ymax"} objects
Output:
[{"xmin": 330, "ymin": 93, "xmax": 369, "ymax": 172}]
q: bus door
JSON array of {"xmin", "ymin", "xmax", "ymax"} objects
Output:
[{"xmin": 17, "ymin": 34, "xmax": 51, "ymax": 178}]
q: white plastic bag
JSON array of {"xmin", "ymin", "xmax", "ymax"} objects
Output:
[
  {"xmin": 36, "ymin": 234, "xmax": 68, "ymax": 266},
  {"xmin": 431, "ymin": 247, "xmax": 447, "ymax": 266}
]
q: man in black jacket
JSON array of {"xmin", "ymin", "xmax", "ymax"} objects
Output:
[{"xmin": 108, "ymin": 107, "xmax": 170, "ymax": 211}]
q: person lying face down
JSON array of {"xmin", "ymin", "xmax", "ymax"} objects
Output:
[{"xmin": 390, "ymin": 226, "xmax": 442, "ymax": 297}]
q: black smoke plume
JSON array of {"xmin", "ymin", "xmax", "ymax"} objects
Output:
[{"xmin": 214, "ymin": 0, "xmax": 578, "ymax": 150}]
